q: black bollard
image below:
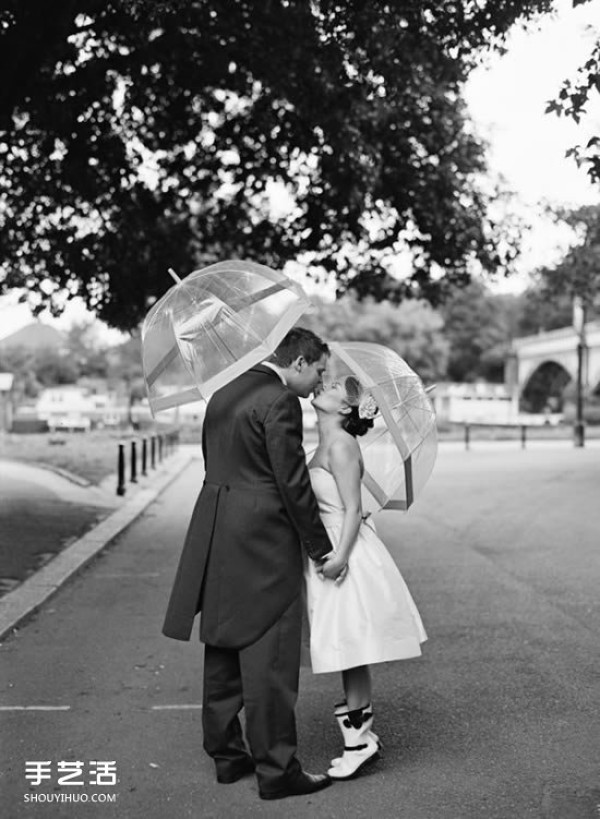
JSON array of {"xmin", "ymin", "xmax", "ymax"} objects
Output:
[
  {"xmin": 117, "ymin": 443, "xmax": 126, "ymax": 496},
  {"xmin": 158, "ymin": 435, "xmax": 164, "ymax": 463},
  {"xmin": 151, "ymin": 435, "xmax": 156, "ymax": 469},
  {"xmin": 142, "ymin": 438, "xmax": 148, "ymax": 477},
  {"xmin": 465, "ymin": 424, "xmax": 470, "ymax": 451},
  {"xmin": 131, "ymin": 440, "xmax": 138, "ymax": 483},
  {"xmin": 521, "ymin": 425, "xmax": 527, "ymax": 449}
]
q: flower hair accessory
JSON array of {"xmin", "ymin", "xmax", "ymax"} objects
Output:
[{"xmin": 358, "ymin": 393, "xmax": 378, "ymax": 420}]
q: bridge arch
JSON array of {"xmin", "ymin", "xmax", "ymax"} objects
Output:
[
  {"xmin": 511, "ymin": 321, "xmax": 600, "ymax": 404},
  {"xmin": 520, "ymin": 360, "xmax": 572, "ymax": 412}
]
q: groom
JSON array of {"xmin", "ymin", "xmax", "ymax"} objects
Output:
[{"xmin": 162, "ymin": 327, "xmax": 334, "ymax": 800}]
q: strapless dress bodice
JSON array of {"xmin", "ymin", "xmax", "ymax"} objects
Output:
[{"xmin": 309, "ymin": 466, "xmax": 345, "ymax": 517}]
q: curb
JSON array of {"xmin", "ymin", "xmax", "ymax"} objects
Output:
[
  {"xmin": 0, "ymin": 450, "xmax": 196, "ymax": 642},
  {"xmin": 30, "ymin": 461, "xmax": 93, "ymax": 488},
  {"xmin": 0, "ymin": 459, "xmax": 94, "ymax": 488}
]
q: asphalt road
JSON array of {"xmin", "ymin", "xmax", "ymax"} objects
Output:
[
  {"xmin": 0, "ymin": 461, "xmax": 115, "ymax": 595},
  {"xmin": 1, "ymin": 443, "xmax": 599, "ymax": 819}
]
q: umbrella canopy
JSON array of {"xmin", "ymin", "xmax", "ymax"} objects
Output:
[
  {"xmin": 324, "ymin": 341, "xmax": 437, "ymax": 513},
  {"xmin": 142, "ymin": 260, "xmax": 311, "ymax": 413}
]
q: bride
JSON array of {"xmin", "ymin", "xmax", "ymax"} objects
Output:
[{"xmin": 305, "ymin": 375, "xmax": 427, "ymax": 780}]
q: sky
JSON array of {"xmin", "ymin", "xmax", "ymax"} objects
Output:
[
  {"xmin": 1, "ymin": 0, "xmax": 600, "ymax": 341},
  {"xmin": 464, "ymin": 0, "xmax": 600, "ymax": 291}
]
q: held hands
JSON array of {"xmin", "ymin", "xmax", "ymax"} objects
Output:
[{"xmin": 316, "ymin": 550, "xmax": 349, "ymax": 584}]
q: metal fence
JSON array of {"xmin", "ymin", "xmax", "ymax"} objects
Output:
[
  {"xmin": 461, "ymin": 422, "xmax": 587, "ymax": 450},
  {"xmin": 463, "ymin": 423, "xmax": 529, "ymax": 450}
]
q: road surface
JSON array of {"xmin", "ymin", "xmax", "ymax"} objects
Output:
[{"xmin": 1, "ymin": 443, "xmax": 599, "ymax": 818}]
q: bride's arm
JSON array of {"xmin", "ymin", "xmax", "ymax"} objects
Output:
[{"xmin": 320, "ymin": 438, "xmax": 363, "ymax": 581}]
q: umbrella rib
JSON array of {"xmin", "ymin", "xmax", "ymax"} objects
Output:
[
  {"xmin": 330, "ymin": 343, "xmax": 376, "ymax": 388},
  {"xmin": 227, "ymin": 282, "xmax": 287, "ymax": 312},
  {"xmin": 151, "ymin": 387, "xmax": 203, "ymax": 412},
  {"xmin": 383, "ymin": 499, "xmax": 408, "ymax": 511},
  {"xmin": 362, "ymin": 469, "xmax": 388, "ymax": 508},
  {"xmin": 372, "ymin": 388, "xmax": 411, "ymax": 460},
  {"xmin": 404, "ymin": 455, "xmax": 414, "ymax": 508},
  {"xmin": 146, "ymin": 345, "xmax": 181, "ymax": 387},
  {"xmin": 203, "ymin": 323, "xmax": 237, "ymax": 361}
]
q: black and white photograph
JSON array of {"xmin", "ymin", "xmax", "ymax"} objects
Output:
[{"xmin": 1, "ymin": 2, "xmax": 600, "ymax": 817}]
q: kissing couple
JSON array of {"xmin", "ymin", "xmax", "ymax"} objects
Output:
[{"xmin": 162, "ymin": 327, "xmax": 426, "ymax": 801}]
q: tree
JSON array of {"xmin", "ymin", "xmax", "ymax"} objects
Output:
[
  {"xmin": 440, "ymin": 280, "xmax": 516, "ymax": 382},
  {"xmin": 533, "ymin": 205, "xmax": 600, "ymax": 318},
  {"xmin": 65, "ymin": 320, "xmax": 111, "ymax": 378},
  {"xmin": 0, "ymin": 344, "xmax": 80, "ymax": 398},
  {"xmin": 547, "ymin": 0, "xmax": 600, "ymax": 184},
  {"xmin": 105, "ymin": 333, "xmax": 146, "ymax": 422},
  {"xmin": 301, "ymin": 295, "xmax": 448, "ymax": 382},
  {"xmin": 0, "ymin": 0, "xmax": 554, "ymax": 330},
  {"xmin": 516, "ymin": 287, "xmax": 573, "ymax": 335}
]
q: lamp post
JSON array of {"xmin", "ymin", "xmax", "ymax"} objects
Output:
[{"xmin": 573, "ymin": 296, "xmax": 586, "ymax": 447}]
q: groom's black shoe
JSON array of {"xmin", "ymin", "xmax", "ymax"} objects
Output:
[
  {"xmin": 216, "ymin": 756, "xmax": 255, "ymax": 784},
  {"xmin": 259, "ymin": 771, "xmax": 332, "ymax": 800}
]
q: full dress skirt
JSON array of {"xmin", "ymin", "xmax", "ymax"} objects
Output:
[{"xmin": 304, "ymin": 467, "xmax": 427, "ymax": 674}]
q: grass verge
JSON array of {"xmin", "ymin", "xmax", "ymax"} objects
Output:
[{"xmin": 0, "ymin": 430, "xmax": 150, "ymax": 485}]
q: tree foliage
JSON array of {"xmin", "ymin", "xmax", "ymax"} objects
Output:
[
  {"xmin": 533, "ymin": 205, "xmax": 600, "ymax": 318},
  {"xmin": 547, "ymin": 0, "xmax": 600, "ymax": 184},
  {"xmin": 0, "ymin": 0, "xmax": 554, "ymax": 330},
  {"xmin": 516, "ymin": 287, "xmax": 573, "ymax": 335},
  {"xmin": 0, "ymin": 343, "xmax": 79, "ymax": 399},
  {"xmin": 440, "ymin": 280, "xmax": 520, "ymax": 382},
  {"xmin": 300, "ymin": 294, "xmax": 448, "ymax": 381},
  {"xmin": 0, "ymin": 319, "xmax": 143, "ymax": 399}
]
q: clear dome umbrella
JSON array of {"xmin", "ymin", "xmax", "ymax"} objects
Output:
[
  {"xmin": 324, "ymin": 341, "xmax": 438, "ymax": 513},
  {"xmin": 142, "ymin": 260, "xmax": 311, "ymax": 414}
]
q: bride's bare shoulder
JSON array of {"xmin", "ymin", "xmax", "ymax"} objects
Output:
[{"xmin": 328, "ymin": 432, "xmax": 361, "ymax": 465}]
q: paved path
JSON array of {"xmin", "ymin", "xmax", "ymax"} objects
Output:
[
  {"xmin": 0, "ymin": 461, "xmax": 116, "ymax": 594},
  {"xmin": 1, "ymin": 444, "xmax": 600, "ymax": 818}
]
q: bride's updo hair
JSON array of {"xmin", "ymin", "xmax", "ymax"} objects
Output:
[{"xmin": 341, "ymin": 376, "xmax": 376, "ymax": 438}]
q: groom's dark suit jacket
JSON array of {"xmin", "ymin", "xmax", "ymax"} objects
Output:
[{"xmin": 162, "ymin": 364, "xmax": 331, "ymax": 649}]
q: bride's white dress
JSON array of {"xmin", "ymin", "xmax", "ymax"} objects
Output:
[{"xmin": 304, "ymin": 467, "xmax": 427, "ymax": 674}]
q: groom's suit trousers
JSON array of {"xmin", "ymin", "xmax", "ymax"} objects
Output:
[{"xmin": 202, "ymin": 593, "xmax": 303, "ymax": 790}]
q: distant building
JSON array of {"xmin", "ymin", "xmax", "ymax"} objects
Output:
[
  {"xmin": 130, "ymin": 398, "xmax": 203, "ymax": 428},
  {"xmin": 431, "ymin": 382, "xmax": 517, "ymax": 425},
  {"xmin": 0, "ymin": 372, "xmax": 14, "ymax": 431},
  {"xmin": 36, "ymin": 384, "xmax": 126, "ymax": 431}
]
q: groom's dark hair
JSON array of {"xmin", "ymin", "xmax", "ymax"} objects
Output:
[{"xmin": 269, "ymin": 327, "xmax": 329, "ymax": 367}]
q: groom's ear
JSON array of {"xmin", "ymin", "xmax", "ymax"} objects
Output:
[{"xmin": 293, "ymin": 355, "xmax": 306, "ymax": 371}]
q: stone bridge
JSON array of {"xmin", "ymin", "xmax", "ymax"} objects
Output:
[{"xmin": 507, "ymin": 321, "xmax": 600, "ymax": 410}]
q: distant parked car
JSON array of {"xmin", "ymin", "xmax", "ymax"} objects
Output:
[{"xmin": 51, "ymin": 414, "xmax": 91, "ymax": 433}]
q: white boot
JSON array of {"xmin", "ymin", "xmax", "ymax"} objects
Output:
[
  {"xmin": 330, "ymin": 701, "xmax": 380, "ymax": 767},
  {"xmin": 328, "ymin": 704, "xmax": 380, "ymax": 780}
]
